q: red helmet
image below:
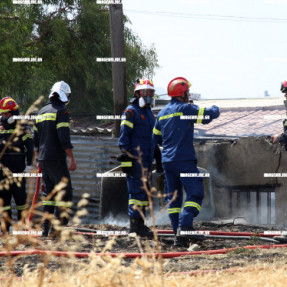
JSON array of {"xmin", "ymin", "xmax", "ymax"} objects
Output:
[
  {"xmin": 281, "ymin": 81, "xmax": 287, "ymax": 93},
  {"xmin": 0, "ymin": 97, "xmax": 18, "ymax": 113},
  {"xmin": 167, "ymin": 77, "xmax": 191, "ymax": 97},
  {"xmin": 134, "ymin": 78, "xmax": 155, "ymax": 91}
]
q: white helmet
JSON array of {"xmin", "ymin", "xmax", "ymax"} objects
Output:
[{"xmin": 49, "ymin": 81, "xmax": 71, "ymax": 103}]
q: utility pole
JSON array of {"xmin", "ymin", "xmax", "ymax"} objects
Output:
[{"xmin": 109, "ymin": 4, "xmax": 127, "ymax": 137}]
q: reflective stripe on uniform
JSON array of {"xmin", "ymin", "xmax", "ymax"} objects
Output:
[
  {"xmin": 42, "ymin": 200, "xmax": 56, "ymax": 206},
  {"xmin": 2, "ymin": 206, "xmax": 11, "ymax": 211},
  {"xmin": 33, "ymin": 125, "xmax": 38, "ymax": 132},
  {"xmin": 168, "ymin": 207, "xmax": 181, "ymax": 214},
  {"xmin": 16, "ymin": 204, "xmax": 27, "ymax": 211},
  {"xmin": 121, "ymin": 161, "xmax": 132, "ymax": 167},
  {"xmin": 36, "ymin": 113, "xmax": 56, "ymax": 123},
  {"xmin": 184, "ymin": 201, "xmax": 201, "ymax": 211},
  {"xmin": 22, "ymin": 133, "xmax": 32, "ymax": 141},
  {"xmin": 56, "ymin": 122, "xmax": 70, "ymax": 129},
  {"xmin": 42, "ymin": 201, "xmax": 72, "ymax": 208},
  {"xmin": 121, "ymin": 120, "xmax": 134, "ymax": 129},
  {"xmin": 153, "ymin": 127, "xmax": 162, "ymax": 136},
  {"xmin": 0, "ymin": 129, "xmax": 14, "ymax": 134},
  {"xmin": 196, "ymin": 107, "xmax": 205, "ymax": 124},
  {"xmin": 128, "ymin": 199, "xmax": 149, "ymax": 207},
  {"xmin": 55, "ymin": 201, "xmax": 72, "ymax": 208},
  {"xmin": 159, "ymin": 112, "xmax": 183, "ymax": 121}
]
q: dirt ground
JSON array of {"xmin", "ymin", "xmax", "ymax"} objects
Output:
[{"xmin": 0, "ymin": 221, "xmax": 287, "ymax": 277}]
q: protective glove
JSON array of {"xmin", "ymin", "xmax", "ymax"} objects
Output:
[{"xmin": 117, "ymin": 152, "xmax": 133, "ymax": 175}]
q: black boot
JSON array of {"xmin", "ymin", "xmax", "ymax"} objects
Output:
[
  {"xmin": 137, "ymin": 217, "xmax": 154, "ymax": 239},
  {"xmin": 2, "ymin": 210, "xmax": 12, "ymax": 234},
  {"xmin": 174, "ymin": 230, "xmax": 191, "ymax": 247},
  {"xmin": 2, "ymin": 221, "xmax": 11, "ymax": 234},
  {"xmin": 41, "ymin": 220, "xmax": 50, "ymax": 238},
  {"xmin": 129, "ymin": 217, "xmax": 139, "ymax": 234},
  {"xmin": 49, "ymin": 216, "xmax": 69, "ymax": 239},
  {"xmin": 41, "ymin": 206, "xmax": 54, "ymax": 237},
  {"xmin": 129, "ymin": 217, "xmax": 154, "ymax": 239},
  {"xmin": 174, "ymin": 226, "xmax": 204, "ymax": 247},
  {"xmin": 174, "ymin": 226, "xmax": 194, "ymax": 247}
]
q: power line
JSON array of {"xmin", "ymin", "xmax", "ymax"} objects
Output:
[{"xmin": 124, "ymin": 9, "xmax": 287, "ymax": 23}]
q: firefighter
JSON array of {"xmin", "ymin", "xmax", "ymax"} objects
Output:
[
  {"xmin": 152, "ymin": 77, "xmax": 220, "ymax": 246},
  {"xmin": 33, "ymin": 81, "xmax": 76, "ymax": 237},
  {"xmin": 0, "ymin": 97, "xmax": 33, "ymax": 232},
  {"xmin": 272, "ymin": 80, "xmax": 287, "ymax": 145},
  {"xmin": 118, "ymin": 78, "xmax": 160, "ymax": 238}
]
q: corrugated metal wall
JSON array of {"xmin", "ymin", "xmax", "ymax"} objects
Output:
[
  {"xmin": 70, "ymin": 135, "xmax": 119, "ymax": 223},
  {"xmin": 10, "ymin": 135, "xmax": 118, "ymax": 223}
]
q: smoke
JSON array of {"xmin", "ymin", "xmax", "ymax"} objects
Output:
[
  {"xmin": 196, "ymin": 137, "xmax": 276, "ymax": 226},
  {"xmin": 147, "ymin": 209, "xmax": 169, "ymax": 226},
  {"xmin": 97, "ymin": 213, "xmax": 129, "ymax": 227},
  {"xmin": 209, "ymin": 217, "xmax": 250, "ymax": 225}
]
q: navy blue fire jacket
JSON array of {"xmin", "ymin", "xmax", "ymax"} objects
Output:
[
  {"xmin": 33, "ymin": 99, "xmax": 73, "ymax": 161},
  {"xmin": 153, "ymin": 98, "xmax": 220, "ymax": 162},
  {"xmin": 118, "ymin": 99, "xmax": 155, "ymax": 162}
]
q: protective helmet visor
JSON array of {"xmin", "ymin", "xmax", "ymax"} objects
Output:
[{"xmin": 139, "ymin": 89, "xmax": 155, "ymax": 97}]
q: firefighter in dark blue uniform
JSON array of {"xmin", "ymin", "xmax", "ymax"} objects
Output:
[
  {"xmin": 118, "ymin": 78, "xmax": 158, "ymax": 238},
  {"xmin": 33, "ymin": 81, "xmax": 77, "ymax": 237},
  {"xmin": 153, "ymin": 77, "xmax": 220, "ymax": 246},
  {"xmin": 0, "ymin": 97, "xmax": 33, "ymax": 232},
  {"xmin": 272, "ymin": 80, "xmax": 287, "ymax": 145}
]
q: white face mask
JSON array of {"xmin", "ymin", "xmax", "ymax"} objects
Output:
[
  {"xmin": 139, "ymin": 97, "xmax": 146, "ymax": 108},
  {"xmin": 7, "ymin": 116, "xmax": 15, "ymax": 124},
  {"xmin": 139, "ymin": 95, "xmax": 152, "ymax": 108}
]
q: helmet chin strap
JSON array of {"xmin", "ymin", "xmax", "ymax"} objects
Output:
[
  {"xmin": 183, "ymin": 91, "xmax": 189, "ymax": 102},
  {"xmin": 178, "ymin": 94, "xmax": 189, "ymax": 103}
]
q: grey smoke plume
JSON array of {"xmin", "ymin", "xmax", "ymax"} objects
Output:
[{"xmin": 97, "ymin": 213, "xmax": 129, "ymax": 227}]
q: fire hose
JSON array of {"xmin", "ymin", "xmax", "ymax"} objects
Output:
[
  {"xmin": 1, "ymin": 244, "xmax": 287, "ymax": 258},
  {"xmin": 72, "ymin": 228, "xmax": 284, "ymax": 238},
  {"xmin": 75, "ymin": 231, "xmax": 279, "ymax": 243},
  {"xmin": 71, "ymin": 228, "xmax": 282, "ymax": 243}
]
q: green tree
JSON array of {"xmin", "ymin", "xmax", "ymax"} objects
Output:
[{"xmin": 0, "ymin": 0, "xmax": 158, "ymax": 114}]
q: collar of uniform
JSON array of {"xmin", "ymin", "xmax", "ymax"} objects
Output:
[
  {"xmin": 129, "ymin": 97, "xmax": 139, "ymax": 105},
  {"xmin": 171, "ymin": 97, "xmax": 184, "ymax": 104},
  {"xmin": 48, "ymin": 98, "xmax": 65, "ymax": 107}
]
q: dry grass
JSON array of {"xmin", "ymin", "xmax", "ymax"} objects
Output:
[{"xmin": 1, "ymin": 260, "xmax": 287, "ymax": 286}]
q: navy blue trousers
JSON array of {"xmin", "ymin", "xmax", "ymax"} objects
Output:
[
  {"xmin": 163, "ymin": 160, "xmax": 204, "ymax": 232},
  {"xmin": 127, "ymin": 159, "xmax": 152, "ymax": 218}
]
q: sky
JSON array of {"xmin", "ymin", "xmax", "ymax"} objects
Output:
[{"xmin": 122, "ymin": 0, "xmax": 287, "ymax": 99}]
